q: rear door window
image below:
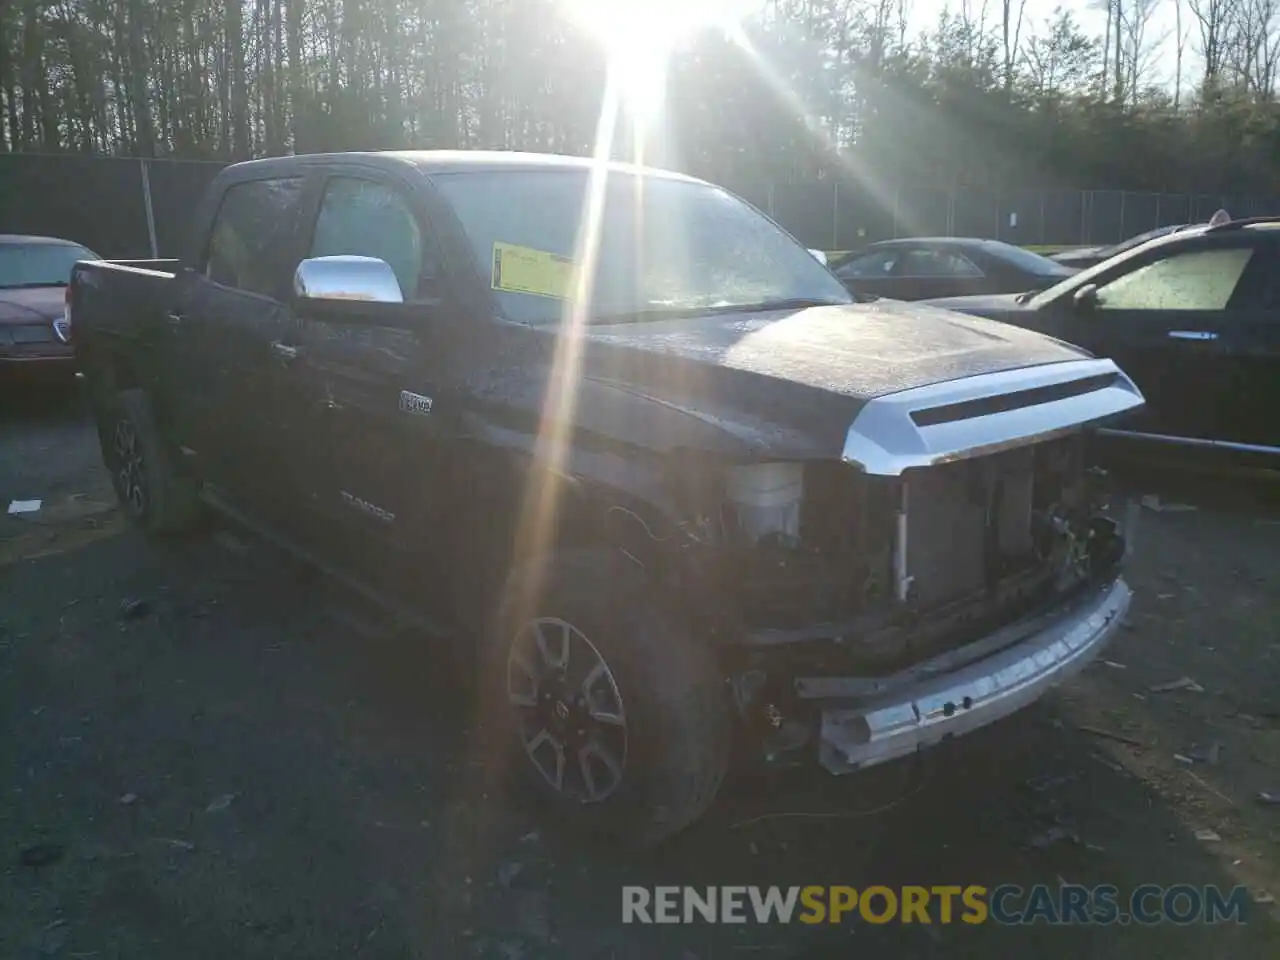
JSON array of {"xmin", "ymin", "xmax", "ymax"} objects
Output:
[
  {"xmin": 835, "ymin": 249, "xmax": 899, "ymax": 279},
  {"xmin": 205, "ymin": 177, "xmax": 305, "ymax": 299}
]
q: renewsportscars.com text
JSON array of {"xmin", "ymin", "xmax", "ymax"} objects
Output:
[{"xmin": 621, "ymin": 884, "xmax": 1251, "ymax": 926}]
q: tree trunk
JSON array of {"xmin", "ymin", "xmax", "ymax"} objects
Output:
[
  {"xmin": 0, "ymin": 0, "xmax": 12, "ymax": 150},
  {"xmin": 126, "ymin": 0, "xmax": 154, "ymax": 155},
  {"xmin": 226, "ymin": 0, "xmax": 250, "ymax": 157},
  {"xmin": 287, "ymin": 0, "xmax": 302, "ymax": 149},
  {"xmin": 1112, "ymin": 0, "xmax": 1124, "ymax": 102},
  {"xmin": 19, "ymin": 0, "xmax": 41, "ymax": 148},
  {"xmin": 67, "ymin": 21, "xmax": 96, "ymax": 151},
  {"xmin": 258, "ymin": 0, "xmax": 279, "ymax": 154}
]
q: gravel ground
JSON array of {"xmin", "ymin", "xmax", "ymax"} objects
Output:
[{"xmin": 2, "ymin": 382, "xmax": 1278, "ymax": 959}]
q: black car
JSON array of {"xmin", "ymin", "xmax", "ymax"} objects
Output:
[
  {"xmin": 928, "ymin": 217, "xmax": 1280, "ymax": 468},
  {"xmin": 69, "ymin": 151, "xmax": 1141, "ymax": 846},
  {"xmin": 830, "ymin": 237, "xmax": 1076, "ymax": 301},
  {"xmin": 1050, "ymin": 223, "xmax": 1198, "ymax": 270}
]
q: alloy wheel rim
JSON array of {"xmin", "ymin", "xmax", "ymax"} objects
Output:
[
  {"xmin": 506, "ymin": 616, "xmax": 628, "ymax": 803},
  {"xmin": 112, "ymin": 419, "xmax": 146, "ymax": 515}
]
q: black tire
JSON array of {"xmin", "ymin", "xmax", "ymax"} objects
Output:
[
  {"xmin": 481, "ymin": 548, "xmax": 731, "ymax": 848},
  {"xmin": 98, "ymin": 388, "xmax": 202, "ymax": 536}
]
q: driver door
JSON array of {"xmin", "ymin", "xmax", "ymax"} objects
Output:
[{"xmin": 288, "ymin": 169, "xmax": 453, "ymax": 596}]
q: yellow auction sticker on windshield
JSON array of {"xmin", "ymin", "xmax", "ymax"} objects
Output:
[{"xmin": 492, "ymin": 242, "xmax": 577, "ymax": 300}]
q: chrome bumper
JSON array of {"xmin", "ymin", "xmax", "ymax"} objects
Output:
[{"xmin": 817, "ymin": 577, "xmax": 1132, "ymax": 774}]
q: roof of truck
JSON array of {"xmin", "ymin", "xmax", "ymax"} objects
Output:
[{"xmin": 221, "ymin": 150, "xmax": 704, "ymax": 184}]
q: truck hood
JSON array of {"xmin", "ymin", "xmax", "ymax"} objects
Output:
[
  {"xmin": 517, "ymin": 300, "xmax": 1093, "ymax": 462},
  {"xmin": 582, "ymin": 300, "xmax": 1082, "ymax": 398},
  {"xmin": 0, "ymin": 286, "xmax": 64, "ymax": 325}
]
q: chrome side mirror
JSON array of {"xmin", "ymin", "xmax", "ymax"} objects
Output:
[
  {"xmin": 808, "ymin": 249, "xmax": 829, "ymax": 266},
  {"xmin": 293, "ymin": 256, "xmax": 404, "ymax": 304}
]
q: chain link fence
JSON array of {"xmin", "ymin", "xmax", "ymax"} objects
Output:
[
  {"xmin": 0, "ymin": 154, "xmax": 225, "ymax": 258},
  {"xmin": 732, "ymin": 180, "xmax": 1280, "ymax": 252},
  {"xmin": 5, "ymin": 153, "xmax": 1280, "ymax": 257}
]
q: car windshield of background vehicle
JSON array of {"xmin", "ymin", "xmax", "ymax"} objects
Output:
[
  {"xmin": 0, "ymin": 243, "xmax": 96, "ymax": 289},
  {"xmin": 432, "ymin": 169, "xmax": 853, "ymax": 324},
  {"xmin": 1095, "ymin": 247, "xmax": 1254, "ymax": 311}
]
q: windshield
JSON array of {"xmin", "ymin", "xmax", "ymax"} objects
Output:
[
  {"xmin": 432, "ymin": 169, "xmax": 852, "ymax": 323},
  {"xmin": 984, "ymin": 240, "xmax": 1074, "ymax": 277},
  {"xmin": 0, "ymin": 242, "xmax": 96, "ymax": 289}
]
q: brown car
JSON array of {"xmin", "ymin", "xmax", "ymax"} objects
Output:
[{"xmin": 1, "ymin": 234, "xmax": 98, "ymax": 381}]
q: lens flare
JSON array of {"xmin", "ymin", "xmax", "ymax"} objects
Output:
[{"xmin": 563, "ymin": 0, "xmax": 752, "ymax": 121}]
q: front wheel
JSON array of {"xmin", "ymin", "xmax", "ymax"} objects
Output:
[{"xmin": 483, "ymin": 549, "xmax": 732, "ymax": 848}]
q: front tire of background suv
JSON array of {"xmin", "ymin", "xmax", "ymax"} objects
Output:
[
  {"xmin": 481, "ymin": 548, "xmax": 732, "ymax": 849},
  {"xmin": 98, "ymin": 388, "xmax": 202, "ymax": 536}
]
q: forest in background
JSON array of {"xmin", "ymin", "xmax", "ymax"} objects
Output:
[{"xmin": 0, "ymin": 0, "xmax": 1279, "ymax": 195}]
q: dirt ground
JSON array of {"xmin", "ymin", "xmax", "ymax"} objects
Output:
[{"xmin": 2, "ymin": 383, "xmax": 1279, "ymax": 959}]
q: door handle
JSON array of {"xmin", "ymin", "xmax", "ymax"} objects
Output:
[
  {"xmin": 1167, "ymin": 330, "xmax": 1218, "ymax": 341},
  {"xmin": 270, "ymin": 341, "xmax": 300, "ymax": 363}
]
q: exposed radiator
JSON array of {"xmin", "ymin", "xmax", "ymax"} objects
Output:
[{"xmin": 903, "ymin": 446, "xmax": 1037, "ymax": 608}]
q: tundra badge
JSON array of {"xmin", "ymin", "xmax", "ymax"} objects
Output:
[{"xmin": 399, "ymin": 390, "xmax": 433, "ymax": 416}]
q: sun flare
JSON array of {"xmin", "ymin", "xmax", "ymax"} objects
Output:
[{"xmin": 563, "ymin": 0, "xmax": 753, "ymax": 120}]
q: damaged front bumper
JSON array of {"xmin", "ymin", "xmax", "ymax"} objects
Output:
[{"xmin": 811, "ymin": 574, "xmax": 1131, "ymax": 774}]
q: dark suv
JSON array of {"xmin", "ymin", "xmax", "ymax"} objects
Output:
[{"xmin": 928, "ymin": 218, "xmax": 1280, "ymax": 469}]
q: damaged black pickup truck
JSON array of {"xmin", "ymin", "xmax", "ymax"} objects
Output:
[{"xmin": 70, "ymin": 151, "xmax": 1144, "ymax": 846}]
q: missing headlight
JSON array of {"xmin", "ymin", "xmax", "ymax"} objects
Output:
[{"xmin": 725, "ymin": 462, "xmax": 804, "ymax": 546}]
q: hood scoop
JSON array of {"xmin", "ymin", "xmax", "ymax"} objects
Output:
[{"xmin": 843, "ymin": 359, "xmax": 1144, "ymax": 475}]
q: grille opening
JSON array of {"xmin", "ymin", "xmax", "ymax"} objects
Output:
[
  {"xmin": 901, "ymin": 434, "xmax": 1084, "ymax": 610},
  {"xmin": 909, "ymin": 373, "xmax": 1120, "ymax": 427}
]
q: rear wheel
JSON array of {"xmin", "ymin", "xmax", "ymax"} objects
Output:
[
  {"xmin": 483, "ymin": 549, "xmax": 731, "ymax": 848},
  {"xmin": 99, "ymin": 388, "xmax": 202, "ymax": 536}
]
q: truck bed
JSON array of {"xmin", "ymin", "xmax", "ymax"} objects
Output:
[{"xmin": 69, "ymin": 259, "xmax": 180, "ymax": 346}]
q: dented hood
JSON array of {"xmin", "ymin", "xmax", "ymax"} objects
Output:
[
  {"xmin": 548, "ymin": 300, "xmax": 1092, "ymax": 460},
  {"xmin": 583, "ymin": 300, "xmax": 1083, "ymax": 398}
]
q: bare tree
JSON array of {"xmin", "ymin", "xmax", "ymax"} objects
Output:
[
  {"xmin": 1024, "ymin": 6, "xmax": 1099, "ymax": 98},
  {"xmin": 1001, "ymin": 0, "xmax": 1028, "ymax": 89},
  {"xmin": 1190, "ymin": 0, "xmax": 1240, "ymax": 83},
  {"xmin": 1121, "ymin": 0, "xmax": 1168, "ymax": 101},
  {"xmin": 1174, "ymin": 0, "xmax": 1188, "ymax": 105},
  {"xmin": 1227, "ymin": 0, "xmax": 1280, "ymax": 98},
  {"xmin": 1095, "ymin": 0, "xmax": 1113, "ymax": 96},
  {"xmin": 1114, "ymin": 0, "xmax": 1124, "ymax": 99}
]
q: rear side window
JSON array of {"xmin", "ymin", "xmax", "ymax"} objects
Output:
[
  {"xmin": 309, "ymin": 177, "xmax": 426, "ymax": 299},
  {"xmin": 205, "ymin": 177, "xmax": 305, "ymax": 298},
  {"xmin": 1097, "ymin": 247, "xmax": 1254, "ymax": 311},
  {"xmin": 899, "ymin": 248, "xmax": 983, "ymax": 278},
  {"xmin": 835, "ymin": 249, "xmax": 899, "ymax": 279}
]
